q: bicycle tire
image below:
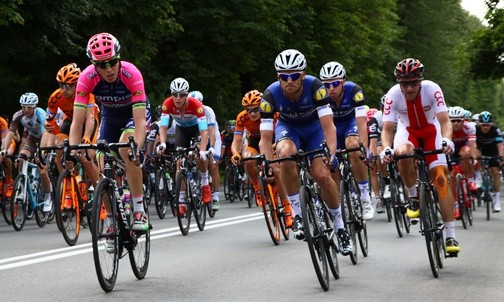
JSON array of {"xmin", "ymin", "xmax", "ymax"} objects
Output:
[
  {"xmin": 350, "ymin": 178, "xmax": 368, "ymax": 257},
  {"xmin": 455, "ymin": 175, "xmax": 467, "ymax": 229},
  {"xmin": 1, "ymin": 195, "xmax": 12, "ymax": 225},
  {"xmin": 91, "ymin": 178, "xmax": 119, "ymax": 292},
  {"xmin": 278, "ymin": 201, "xmax": 290, "ymax": 240},
  {"xmin": 191, "ymin": 170, "xmax": 207, "ymax": 231},
  {"xmin": 34, "ymin": 179, "xmax": 47, "ymax": 228},
  {"xmin": 464, "ymin": 181, "xmax": 473, "ymax": 226},
  {"xmin": 300, "ymin": 185, "xmax": 330, "ymax": 291},
  {"xmin": 224, "ymin": 167, "xmax": 232, "ymax": 202},
  {"xmin": 384, "ymin": 197, "xmax": 392, "ymax": 222},
  {"xmin": 154, "ymin": 170, "xmax": 168, "ymax": 219},
  {"xmin": 419, "ymin": 183, "xmax": 440, "ymax": 278},
  {"xmin": 236, "ymin": 171, "xmax": 244, "ymax": 201},
  {"xmin": 340, "ymin": 180, "xmax": 358, "ymax": 265},
  {"xmin": 245, "ymin": 178, "xmax": 254, "ymax": 208},
  {"xmin": 323, "ymin": 206, "xmax": 339, "ymax": 280},
  {"xmin": 259, "ymin": 180, "xmax": 280, "ymax": 245},
  {"xmin": 10, "ymin": 174, "xmax": 27, "ymax": 231},
  {"xmin": 128, "ymin": 197, "xmax": 150, "ymax": 280},
  {"xmin": 390, "ymin": 178, "xmax": 404, "ymax": 237},
  {"xmin": 55, "ymin": 171, "xmax": 80, "ymax": 246},
  {"xmin": 175, "ymin": 171, "xmax": 192, "ymax": 235}
]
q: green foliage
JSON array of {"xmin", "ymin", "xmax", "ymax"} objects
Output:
[{"xmin": 0, "ymin": 0, "xmax": 502, "ymax": 127}]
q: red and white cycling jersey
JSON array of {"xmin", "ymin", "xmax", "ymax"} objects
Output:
[
  {"xmin": 452, "ymin": 121, "xmax": 476, "ymax": 152},
  {"xmin": 383, "ymin": 80, "xmax": 448, "ymax": 168}
]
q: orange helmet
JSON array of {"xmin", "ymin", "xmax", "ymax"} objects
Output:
[
  {"xmin": 242, "ymin": 90, "xmax": 262, "ymax": 107},
  {"xmin": 56, "ymin": 63, "xmax": 81, "ymax": 84}
]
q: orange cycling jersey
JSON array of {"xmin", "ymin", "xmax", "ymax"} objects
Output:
[
  {"xmin": 0, "ymin": 117, "xmax": 16, "ymax": 151},
  {"xmin": 47, "ymin": 89, "xmax": 99, "ymax": 121},
  {"xmin": 235, "ymin": 110, "xmax": 278, "ymax": 138}
]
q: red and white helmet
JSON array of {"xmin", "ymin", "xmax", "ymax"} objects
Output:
[{"xmin": 86, "ymin": 33, "xmax": 121, "ymax": 61}]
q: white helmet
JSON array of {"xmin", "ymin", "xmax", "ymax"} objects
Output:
[
  {"xmin": 170, "ymin": 77, "xmax": 189, "ymax": 93},
  {"xmin": 189, "ymin": 90, "xmax": 204, "ymax": 103},
  {"xmin": 319, "ymin": 61, "xmax": 346, "ymax": 80},
  {"xmin": 19, "ymin": 92, "xmax": 39, "ymax": 107},
  {"xmin": 472, "ymin": 113, "xmax": 479, "ymax": 122},
  {"xmin": 274, "ymin": 49, "xmax": 307, "ymax": 72},
  {"xmin": 448, "ymin": 106, "xmax": 465, "ymax": 119}
]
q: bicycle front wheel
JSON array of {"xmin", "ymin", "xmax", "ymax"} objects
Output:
[
  {"xmin": 91, "ymin": 178, "xmax": 119, "ymax": 292},
  {"xmin": 324, "ymin": 207, "xmax": 339, "ymax": 280},
  {"xmin": 1, "ymin": 178, "xmax": 12, "ymax": 225},
  {"xmin": 129, "ymin": 197, "xmax": 150, "ymax": 279},
  {"xmin": 300, "ymin": 185, "xmax": 329, "ymax": 291},
  {"xmin": 175, "ymin": 171, "xmax": 192, "ymax": 235},
  {"xmin": 340, "ymin": 181, "xmax": 358, "ymax": 265},
  {"xmin": 10, "ymin": 174, "xmax": 27, "ymax": 231},
  {"xmin": 419, "ymin": 183, "xmax": 441, "ymax": 278},
  {"xmin": 259, "ymin": 181, "xmax": 280, "ymax": 245},
  {"xmin": 55, "ymin": 171, "xmax": 80, "ymax": 246},
  {"xmin": 191, "ymin": 171, "xmax": 207, "ymax": 231},
  {"xmin": 154, "ymin": 170, "xmax": 168, "ymax": 219},
  {"xmin": 455, "ymin": 175, "xmax": 467, "ymax": 229}
]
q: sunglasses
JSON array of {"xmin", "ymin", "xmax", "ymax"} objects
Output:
[
  {"xmin": 92, "ymin": 56, "xmax": 120, "ymax": 69},
  {"xmin": 172, "ymin": 92, "xmax": 188, "ymax": 98},
  {"xmin": 278, "ymin": 72, "xmax": 302, "ymax": 82},
  {"xmin": 246, "ymin": 107, "xmax": 260, "ymax": 114},
  {"xmin": 58, "ymin": 82, "xmax": 76, "ymax": 90},
  {"xmin": 480, "ymin": 124, "xmax": 491, "ymax": 127},
  {"xmin": 399, "ymin": 80, "xmax": 421, "ymax": 88},
  {"xmin": 450, "ymin": 119, "xmax": 463, "ymax": 123},
  {"xmin": 21, "ymin": 105, "xmax": 35, "ymax": 109},
  {"xmin": 323, "ymin": 80, "xmax": 342, "ymax": 89}
]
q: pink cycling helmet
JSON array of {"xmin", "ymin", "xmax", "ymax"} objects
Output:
[{"xmin": 86, "ymin": 33, "xmax": 121, "ymax": 61}]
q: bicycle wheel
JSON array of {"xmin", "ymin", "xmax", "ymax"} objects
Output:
[
  {"xmin": 34, "ymin": 177, "xmax": 47, "ymax": 228},
  {"xmin": 455, "ymin": 175, "xmax": 467, "ymax": 229},
  {"xmin": 1, "ymin": 177, "xmax": 12, "ymax": 225},
  {"xmin": 154, "ymin": 170, "xmax": 168, "ymax": 219},
  {"xmin": 55, "ymin": 171, "xmax": 80, "ymax": 246},
  {"xmin": 224, "ymin": 167, "xmax": 233, "ymax": 202},
  {"xmin": 259, "ymin": 180, "xmax": 280, "ymax": 245},
  {"xmin": 464, "ymin": 181, "xmax": 473, "ymax": 226},
  {"xmin": 236, "ymin": 171, "xmax": 244, "ymax": 201},
  {"xmin": 129, "ymin": 197, "xmax": 150, "ymax": 279},
  {"xmin": 278, "ymin": 201, "xmax": 290, "ymax": 240},
  {"xmin": 340, "ymin": 180, "xmax": 358, "ymax": 265},
  {"xmin": 351, "ymin": 178, "xmax": 368, "ymax": 257},
  {"xmin": 10, "ymin": 174, "xmax": 27, "ymax": 231},
  {"xmin": 324, "ymin": 206, "xmax": 339, "ymax": 280},
  {"xmin": 300, "ymin": 185, "xmax": 330, "ymax": 291},
  {"xmin": 246, "ymin": 177, "xmax": 254, "ymax": 208},
  {"xmin": 175, "ymin": 171, "xmax": 192, "ymax": 235},
  {"xmin": 384, "ymin": 197, "xmax": 392, "ymax": 222},
  {"xmin": 91, "ymin": 178, "xmax": 119, "ymax": 292},
  {"xmin": 419, "ymin": 183, "xmax": 441, "ymax": 278},
  {"xmin": 191, "ymin": 171, "xmax": 207, "ymax": 231},
  {"xmin": 390, "ymin": 178, "xmax": 404, "ymax": 237}
]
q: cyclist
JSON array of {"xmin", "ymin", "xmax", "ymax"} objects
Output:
[
  {"xmin": 221, "ymin": 120, "xmax": 235, "ymax": 162},
  {"xmin": 157, "ymin": 78, "xmax": 211, "ymax": 216},
  {"xmin": 1, "ymin": 93, "xmax": 52, "ymax": 212},
  {"xmin": 367, "ymin": 107, "xmax": 384, "ymax": 213},
  {"xmin": 475, "ymin": 111, "xmax": 503, "ymax": 212},
  {"xmin": 319, "ymin": 61, "xmax": 374, "ymax": 220},
  {"xmin": 259, "ymin": 49, "xmax": 352, "ymax": 255},
  {"xmin": 44, "ymin": 63, "xmax": 101, "ymax": 200},
  {"xmin": 0, "ymin": 114, "xmax": 19, "ymax": 198},
  {"xmin": 448, "ymin": 106, "xmax": 478, "ymax": 192},
  {"xmin": 189, "ymin": 90, "xmax": 222, "ymax": 211},
  {"xmin": 69, "ymin": 32, "xmax": 150, "ymax": 232},
  {"xmin": 380, "ymin": 58, "xmax": 460, "ymax": 255}
]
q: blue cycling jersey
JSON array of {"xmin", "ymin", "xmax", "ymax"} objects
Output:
[{"xmin": 329, "ymin": 81, "xmax": 366, "ymax": 125}]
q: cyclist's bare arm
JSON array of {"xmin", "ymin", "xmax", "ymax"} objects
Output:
[
  {"xmin": 381, "ymin": 121, "xmax": 395, "ymax": 148},
  {"xmin": 132, "ymin": 106, "xmax": 146, "ymax": 148},
  {"xmin": 437, "ymin": 111, "xmax": 453, "ymax": 140},
  {"xmin": 320, "ymin": 114, "xmax": 337, "ymax": 154},
  {"xmin": 83, "ymin": 105, "xmax": 96, "ymax": 141},
  {"xmin": 259, "ymin": 129, "xmax": 274, "ymax": 161},
  {"xmin": 69, "ymin": 105, "xmax": 87, "ymax": 146},
  {"xmin": 208, "ymin": 125, "xmax": 216, "ymax": 147},
  {"xmin": 356, "ymin": 115, "xmax": 368, "ymax": 150}
]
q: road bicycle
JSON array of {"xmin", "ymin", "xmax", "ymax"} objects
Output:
[
  {"xmin": 477, "ymin": 156, "xmax": 499, "ymax": 221},
  {"xmin": 10, "ymin": 152, "xmax": 51, "ymax": 231},
  {"xmin": 223, "ymin": 161, "xmax": 245, "ymax": 203},
  {"xmin": 384, "ymin": 151, "xmax": 410, "ymax": 238},
  {"xmin": 83, "ymin": 137, "xmax": 151, "ymax": 292},
  {"xmin": 152, "ymin": 153, "xmax": 176, "ymax": 219},
  {"xmin": 335, "ymin": 145, "xmax": 368, "ymax": 265},
  {"xmin": 241, "ymin": 154, "xmax": 290, "ymax": 245},
  {"xmin": 173, "ymin": 145, "xmax": 206, "ymax": 235},
  {"xmin": 450, "ymin": 158, "xmax": 474, "ymax": 229},
  {"xmin": 270, "ymin": 141, "xmax": 339, "ymax": 291},
  {"xmin": 41, "ymin": 141, "xmax": 94, "ymax": 246},
  {"xmin": 0, "ymin": 158, "xmax": 12, "ymax": 225},
  {"xmin": 393, "ymin": 146, "xmax": 454, "ymax": 278}
]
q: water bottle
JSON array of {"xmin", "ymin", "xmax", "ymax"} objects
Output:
[
  {"xmin": 88, "ymin": 184, "xmax": 94, "ymax": 203},
  {"xmin": 166, "ymin": 172, "xmax": 172, "ymax": 191}
]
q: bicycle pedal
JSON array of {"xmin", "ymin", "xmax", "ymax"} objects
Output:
[{"xmin": 446, "ymin": 252, "xmax": 458, "ymax": 258}]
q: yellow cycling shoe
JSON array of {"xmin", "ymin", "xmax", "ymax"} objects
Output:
[
  {"xmin": 446, "ymin": 237, "xmax": 461, "ymax": 255},
  {"xmin": 406, "ymin": 197, "xmax": 420, "ymax": 219}
]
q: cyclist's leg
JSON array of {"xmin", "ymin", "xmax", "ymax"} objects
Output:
[
  {"xmin": 491, "ymin": 163, "xmax": 501, "ymax": 212},
  {"xmin": 394, "ymin": 128, "xmax": 419, "ymax": 220},
  {"xmin": 4, "ymin": 141, "xmax": 16, "ymax": 197},
  {"xmin": 37, "ymin": 135, "xmax": 53, "ymax": 212},
  {"xmin": 209, "ymin": 137, "xmax": 222, "ymax": 209},
  {"xmin": 242, "ymin": 146, "xmax": 261, "ymax": 204}
]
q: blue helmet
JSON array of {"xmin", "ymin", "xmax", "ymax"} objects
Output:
[{"xmin": 479, "ymin": 111, "xmax": 492, "ymax": 123}]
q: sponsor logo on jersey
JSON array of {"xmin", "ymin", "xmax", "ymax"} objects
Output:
[
  {"xmin": 162, "ymin": 105, "xmax": 167, "ymax": 111},
  {"xmin": 197, "ymin": 107, "xmax": 204, "ymax": 114},
  {"xmin": 315, "ymin": 87, "xmax": 327, "ymax": 101},
  {"xmin": 77, "ymin": 91, "xmax": 86, "ymax": 97},
  {"xmin": 260, "ymin": 101, "xmax": 273, "ymax": 113},
  {"xmin": 353, "ymin": 91, "xmax": 364, "ymax": 102},
  {"xmin": 133, "ymin": 90, "xmax": 143, "ymax": 96}
]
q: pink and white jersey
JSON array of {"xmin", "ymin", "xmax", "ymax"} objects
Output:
[
  {"xmin": 75, "ymin": 61, "xmax": 146, "ymax": 110},
  {"xmin": 382, "ymin": 80, "xmax": 447, "ymax": 129}
]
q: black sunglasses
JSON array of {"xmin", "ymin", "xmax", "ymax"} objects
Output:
[
  {"xmin": 58, "ymin": 82, "xmax": 76, "ymax": 90},
  {"xmin": 92, "ymin": 56, "xmax": 120, "ymax": 69},
  {"xmin": 399, "ymin": 80, "xmax": 421, "ymax": 88},
  {"xmin": 172, "ymin": 92, "xmax": 188, "ymax": 98},
  {"xmin": 246, "ymin": 107, "xmax": 260, "ymax": 114}
]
